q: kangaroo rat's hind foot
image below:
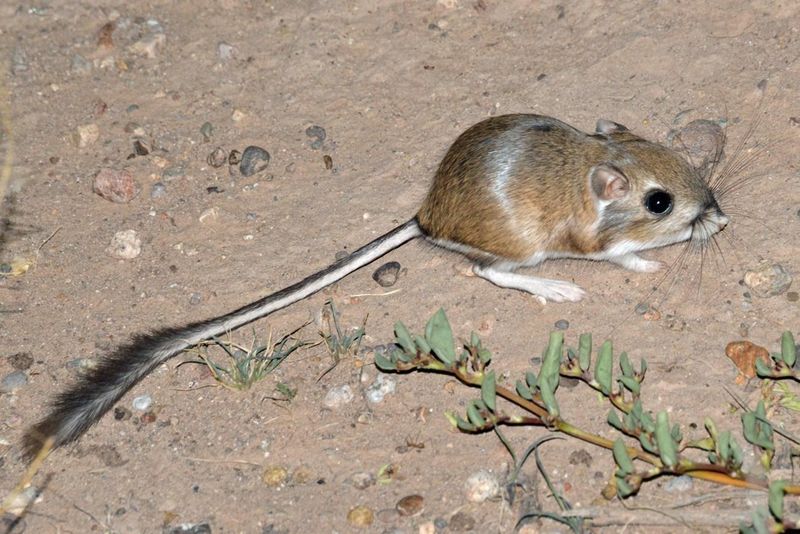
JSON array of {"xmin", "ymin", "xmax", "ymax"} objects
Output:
[
  {"xmin": 472, "ymin": 264, "xmax": 586, "ymax": 302},
  {"xmin": 607, "ymin": 253, "xmax": 664, "ymax": 273}
]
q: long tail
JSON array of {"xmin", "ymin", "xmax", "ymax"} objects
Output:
[{"xmin": 23, "ymin": 219, "xmax": 422, "ymax": 458}]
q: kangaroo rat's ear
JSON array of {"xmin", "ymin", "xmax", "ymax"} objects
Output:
[
  {"xmin": 590, "ymin": 164, "xmax": 630, "ymax": 201},
  {"xmin": 596, "ymin": 119, "xmax": 629, "ymax": 134}
]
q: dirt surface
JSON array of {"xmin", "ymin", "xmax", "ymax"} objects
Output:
[{"xmin": 1, "ymin": 1, "xmax": 799, "ymax": 532}]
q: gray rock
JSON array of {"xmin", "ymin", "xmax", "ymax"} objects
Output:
[
  {"xmin": 1, "ymin": 371, "xmax": 28, "ymax": 393},
  {"xmin": 239, "ymin": 146, "xmax": 270, "ymax": 177},
  {"xmin": 372, "ymin": 261, "xmax": 401, "ymax": 287}
]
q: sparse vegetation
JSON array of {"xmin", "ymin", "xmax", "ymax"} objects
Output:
[
  {"xmin": 186, "ymin": 323, "xmax": 313, "ymax": 391},
  {"xmin": 317, "ymin": 299, "xmax": 367, "ymax": 381},
  {"xmin": 376, "ymin": 308, "xmax": 800, "ymax": 532}
]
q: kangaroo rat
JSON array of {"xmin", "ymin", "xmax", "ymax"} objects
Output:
[{"xmin": 23, "ymin": 113, "xmax": 729, "ymax": 457}]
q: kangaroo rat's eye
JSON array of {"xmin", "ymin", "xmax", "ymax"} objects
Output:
[{"xmin": 644, "ymin": 190, "xmax": 673, "ymax": 215}]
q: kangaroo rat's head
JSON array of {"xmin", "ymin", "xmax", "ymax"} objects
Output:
[{"xmin": 589, "ymin": 119, "xmax": 729, "ymax": 255}]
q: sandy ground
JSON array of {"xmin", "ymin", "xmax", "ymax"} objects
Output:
[{"xmin": 1, "ymin": 1, "xmax": 798, "ymax": 532}]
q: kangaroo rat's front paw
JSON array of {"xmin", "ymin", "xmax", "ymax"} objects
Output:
[{"xmin": 611, "ymin": 253, "xmax": 664, "ymax": 273}]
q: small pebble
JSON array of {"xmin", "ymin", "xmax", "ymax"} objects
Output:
[
  {"xmin": 372, "ymin": 261, "xmax": 401, "ymax": 287},
  {"xmin": 434, "ymin": 517, "xmax": 448, "ymax": 530},
  {"xmin": 554, "ymin": 319, "xmax": 569, "ymax": 330},
  {"xmin": 124, "ymin": 122, "xmax": 145, "ymax": 135},
  {"xmin": 366, "ymin": 374, "xmax": 396, "ymax": 404},
  {"xmin": 375, "ymin": 508, "xmax": 400, "ymax": 523},
  {"xmin": 189, "ymin": 292, "xmax": 202, "ymax": 305},
  {"xmin": 643, "ymin": 308, "xmax": 662, "ymax": 321},
  {"xmin": 106, "ymin": 230, "xmax": 142, "ymax": 259},
  {"xmin": 73, "ymin": 123, "xmax": 100, "ymax": 148},
  {"xmin": 0, "ymin": 371, "xmax": 28, "ymax": 393},
  {"xmin": 743, "ymin": 261, "xmax": 793, "ymax": 298},
  {"xmin": 132, "ymin": 139, "xmax": 150, "ymax": 156},
  {"xmin": 126, "ymin": 104, "xmax": 139, "ymax": 113},
  {"xmin": 200, "ymin": 122, "xmax": 214, "ymax": 142},
  {"xmin": 114, "ymin": 407, "xmax": 131, "ymax": 421},
  {"xmin": 228, "ymin": 149, "xmax": 241, "ymax": 165},
  {"xmin": 726, "ymin": 340, "xmax": 770, "ymax": 380},
  {"xmin": 396, "ymin": 495, "xmax": 424, "ymax": 517},
  {"xmin": 217, "ymin": 41, "xmax": 237, "ymax": 61},
  {"xmin": 132, "ymin": 395, "xmax": 152, "ymax": 411},
  {"xmin": 291, "ymin": 464, "xmax": 314, "ymax": 484},
  {"xmin": 305, "ymin": 125, "xmax": 326, "ymax": 150},
  {"xmin": 664, "ymin": 475, "xmax": 694, "ymax": 492},
  {"xmin": 239, "ymin": 146, "xmax": 271, "ymax": 177},
  {"xmin": 323, "ymin": 384, "xmax": 354, "ymax": 408},
  {"xmin": 71, "ymin": 53, "xmax": 92, "ymax": 74},
  {"xmin": 207, "ymin": 147, "xmax": 227, "ymax": 168},
  {"xmin": 334, "ymin": 250, "xmax": 349, "ymax": 261},
  {"xmin": 634, "ymin": 302, "xmax": 649, "ymax": 315},
  {"xmin": 8, "ymin": 353, "xmax": 33, "ymax": 371},
  {"xmin": 129, "ymin": 31, "xmax": 166, "ymax": 59},
  {"xmin": 449, "ymin": 511, "xmax": 476, "ymax": 532},
  {"xmin": 262, "ymin": 465, "xmax": 289, "ymax": 487},
  {"xmin": 162, "ymin": 165, "xmax": 186, "ymax": 180},
  {"xmin": 163, "ymin": 522, "xmax": 211, "ymax": 534},
  {"xmin": 93, "ymin": 168, "xmax": 140, "ymax": 203},
  {"xmin": 351, "ymin": 472, "xmax": 375, "ymax": 490},
  {"xmin": 465, "ymin": 469, "xmax": 500, "ymax": 503},
  {"xmin": 346, "ymin": 505, "xmax": 374, "ymax": 527},
  {"xmin": 568, "ymin": 449, "xmax": 593, "ymax": 467},
  {"xmin": 788, "ymin": 291, "xmax": 799, "ymax": 302},
  {"xmin": 11, "ymin": 47, "xmax": 28, "ymax": 74},
  {"xmin": 231, "ymin": 109, "xmax": 246, "ymax": 122},
  {"xmin": 323, "ymin": 154, "xmax": 333, "ymax": 170},
  {"xmin": 150, "ymin": 182, "xmax": 167, "ymax": 199}
]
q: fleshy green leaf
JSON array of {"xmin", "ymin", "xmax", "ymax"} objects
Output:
[
  {"xmin": 704, "ymin": 417, "xmax": 718, "ymax": 441},
  {"xmin": 424, "ymin": 308, "xmax": 456, "ymax": 364},
  {"xmin": 413, "ymin": 334, "xmax": 431, "ymax": 354},
  {"xmin": 755, "ymin": 357, "xmax": 773, "ymax": 377},
  {"xmin": 466, "ymin": 400, "xmax": 486, "ymax": 428},
  {"xmin": 540, "ymin": 332, "xmax": 564, "ymax": 385},
  {"xmin": 607, "ymin": 410, "xmax": 624, "ymax": 431},
  {"xmin": 718, "ymin": 430, "xmax": 731, "ymax": 463},
  {"xmin": 538, "ymin": 375, "xmax": 560, "ymax": 417},
  {"xmin": 619, "ymin": 376, "xmax": 640, "ymax": 395},
  {"xmin": 481, "ymin": 371, "xmax": 497, "ymax": 412},
  {"xmin": 516, "ymin": 379, "xmax": 533, "ymax": 401},
  {"xmin": 615, "ymin": 475, "xmax": 635, "ymax": 498},
  {"xmin": 394, "ymin": 321, "xmax": 415, "ymax": 354},
  {"xmin": 613, "ymin": 438, "xmax": 634, "ymax": 475},
  {"xmin": 455, "ymin": 415, "xmax": 475, "ymax": 432},
  {"xmin": 595, "ymin": 340, "xmax": 613, "ymax": 395},
  {"xmin": 655, "ymin": 411, "xmax": 678, "ymax": 468},
  {"xmin": 619, "ymin": 351, "xmax": 633, "ymax": 377},
  {"xmin": 578, "ymin": 333, "xmax": 592, "ymax": 372},
  {"xmin": 768, "ymin": 480, "xmax": 786, "ymax": 521},
  {"xmin": 781, "ymin": 331, "xmax": 796, "ymax": 367},
  {"xmin": 374, "ymin": 352, "xmax": 395, "ymax": 371},
  {"xmin": 525, "ymin": 371, "xmax": 538, "ymax": 389}
]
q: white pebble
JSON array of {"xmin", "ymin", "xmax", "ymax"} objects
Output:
[
  {"xmin": 366, "ymin": 374, "xmax": 396, "ymax": 404},
  {"xmin": 132, "ymin": 395, "xmax": 152, "ymax": 411},
  {"xmin": 323, "ymin": 384, "xmax": 354, "ymax": 409},
  {"xmin": 465, "ymin": 469, "xmax": 500, "ymax": 503},
  {"xmin": 106, "ymin": 230, "xmax": 142, "ymax": 259},
  {"xmin": 73, "ymin": 123, "xmax": 99, "ymax": 148}
]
